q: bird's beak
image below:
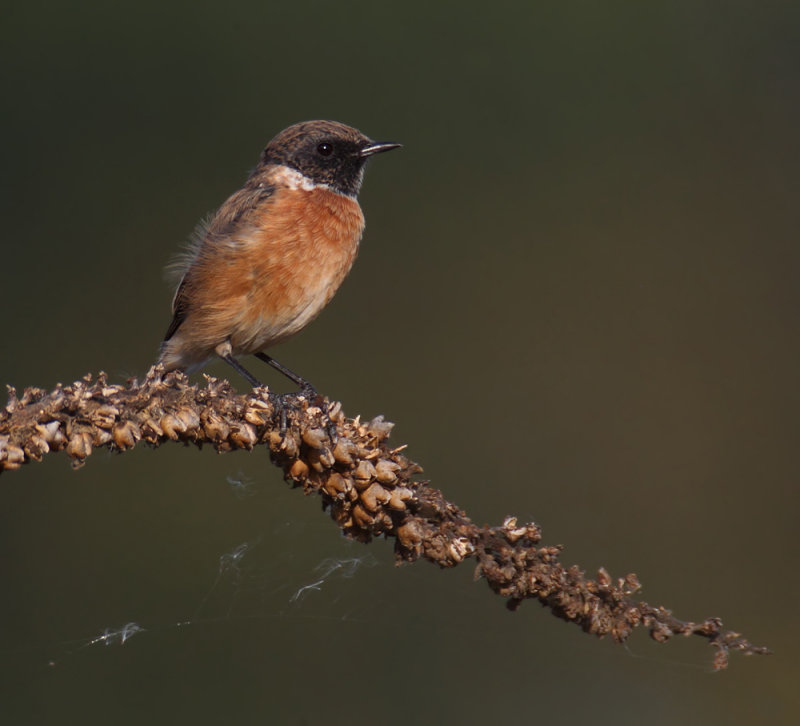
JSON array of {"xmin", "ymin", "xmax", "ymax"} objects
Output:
[{"xmin": 360, "ymin": 141, "xmax": 402, "ymax": 157}]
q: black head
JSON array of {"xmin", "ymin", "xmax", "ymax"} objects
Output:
[{"xmin": 260, "ymin": 120, "xmax": 401, "ymax": 197}]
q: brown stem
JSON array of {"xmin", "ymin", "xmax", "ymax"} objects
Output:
[{"xmin": 0, "ymin": 366, "xmax": 770, "ymax": 670}]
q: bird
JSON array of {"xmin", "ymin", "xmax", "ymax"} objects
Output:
[{"xmin": 158, "ymin": 120, "xmax": 401, "ymax": 395}]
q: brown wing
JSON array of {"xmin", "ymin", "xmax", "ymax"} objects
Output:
[
  {"xmin": 163, "ymin": 277, "xmax": 190, "ymax": 342},
  {"xmin": 162, "ymin": 179, "xmax": 276, "ymax": 343}
]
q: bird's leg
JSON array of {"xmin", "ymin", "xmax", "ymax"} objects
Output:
[
  {"xmin": 254, "ymin": 352, "xmax": 314, "ymax": 394},
  {"xmin": 214, "ymin": 343, "xmax": 264, "ymax": 388},
  {"xmin": 254, "ymin": 352, "xmax": 336, "ymax": 443},
  {"xmin": 215, "ymin": 344, "xmax": 293, "ymax": 432}
]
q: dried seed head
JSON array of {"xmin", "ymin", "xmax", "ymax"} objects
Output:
[
  {"xmin": 319, "ymin": 447, "xmax": 335, "ymax": 469},
  {"xmin": 66, "ymin": 432, "xmax": 93, "ymax": 461},
  {"xmin": 175, "ymin": 407, "xmax": 200, "ymax": 432},
  {"xmin": 202, "ymin": 411, "xmax": 230, "ymax": 442},
  {"xmin": 396, "ymin": 520, "xmax": 424, "ymax": 550},
  {"xmin": 712, "ymin": 648, "xmax": 729, "ymax": 671},
  {"xmin": 322, "ymin": 472, "xmax": 353, "ymax": 500},
  {"xmin": 351, "ymin": 503, "xmax": 374, "ymax": 529},
  {"xmin": 367, "ymin": 415, "xmax": 394, "ymax": 440},
  {"xmin": 623, "ymin": 573, "xmax": 641, "ymax": 594},
  {"xmin": 244, "ymin": 406, "xmax": 268, "ymax": 425},
  {"xmin": 230, "ymin": 423, "xmax": 257, "ymax": 449},
  {"xmin": 281, "ymin": 433, "xmax": 299, "ymax": 458},
  {"xmin": 289, "ymin": 458, "xmax": 309, "ymax": 481},
  {"xmin": 374, "ymin": 459, "xmax": 400, "ymax": 484},
  {"xmin": 160, "ymin": 413, "xmax": 186, "ymax": 440},
  {"xmin": 26, "ymin": 436, "xmax": 50, "ymax": 459},
  {"xmin": 359, "ymin": 482, "xmax": 390, "ymax": 513},
  {"xmin": 353, "ymin": 459, "xmax": 376, "ymax": 485},
  {"xmin": 448, "ymin": 537, "xmax": 475, "ymax": 563},
  {"xmin": 329, "ymin": 501, "xmax": 353, "ymax": 528},
  {"xmin": 2, "ymin": 445, "xmax": 25, "ymax": 469},
  {"xmin": 141, "ymin": 415, "xmax": 164, "ymax": 441},
  {"xmin": 388, "ymin": 487, "xmax": 413, "ymax": 511},
  {"xmin": 501, "ymin": 515, "xmax": 532, "ymax": 544},
  {"xmin": 302, "ymin": 428, "xmax": 328, "ymax": 450},
  {"xmin": 1, "ymin": 440, "xmax": 25, "ymax": 470},
  {"xmin": 112, "ymin": 420, "xmax": 141, "ymax": 450},
  {"xmin": 327, "ymin": 400, "xmax": 343, "ymax": 422},
  {"xmin": 35, "ymin": 421, "xmax": 64, "ymax": 445},
  {"xmin": 306, "ymin": 447, "xmax": 327, "ymax": 473},
  {"xmin": 89, "ymin": 405, "xmax": 120, "ymax": 429},
  {"xmin": 5, "ymin": 386, "xmax": 19, "ymax": 414},
  {"xmin": 332, "ymin": 438, "xmax": 356, "ymax": 466},
  {"xmin": 92, "ymin": 429, "xmax": 112, "ymax": 446}
]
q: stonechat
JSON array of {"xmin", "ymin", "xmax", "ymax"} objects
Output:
[{"xmin": 159, "ymin": 120, "xmax": 400, "ymax": 392}]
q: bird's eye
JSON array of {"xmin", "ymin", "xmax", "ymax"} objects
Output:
[{"xmin": 317, "ymin": 142, "xmax": 333, "ymax": 156}]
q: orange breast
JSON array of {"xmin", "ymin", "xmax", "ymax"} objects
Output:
[{"xmin": 167, "ymin": 185, "xmax": 365, "ymax": 364}]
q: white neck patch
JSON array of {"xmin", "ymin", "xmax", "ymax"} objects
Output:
[
  {"xmin": 270, "ymin": 164, "xmax": 357, "ymax": 198},
  {"xmin": 271, "ymin": 165, "xmax": 327, "ymax": 192}
]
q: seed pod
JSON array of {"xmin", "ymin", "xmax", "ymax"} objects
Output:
[
  {"xmin": 388, "ymin": 487, "xmax": 413, "ymax": 511},
  {"xmin": 244, "ymin": 408, "xmax": 262, "ymax": 426},
  {"xmin": 141, "ymin": 415, "xmax": 164, "ymax": 442},
  {"xmin": 306, "ymin": 447, "xmax": 326, "ymax": 473},
  {"xmin": 112, "ymin": 420, "xmax": 141, "ymax": 450},
  {"xmin": 202, "ymin": 411, "xmax": 230, "ymax": 442},
  {"xmin": 329, "ymin": 501, "xmax": 353, "ymax": 528},
  {"xmin": 448, "ymin": 537, "xmax": 474, "ymax": 563},
  {"xmin": 175, "ymin": 407, "xmax": 200, "ymax": 432},
  {"xmin": 4, "ymin": 386, "xmax": 18, "ymax": 414},
  {"xmin": 322, "ymin": 472, "xmax": 352, "ymax": 500},
  {"xmin": 623, "ymin": 573, "xmax": 641, "ymax": 594},
  {"xmin": 332, "ymin": 438, "xmax": 356, "ymax": 466},
  {"xmin": 26, "ymin": 436, "xmax": 49, "ymax": 460},
  {"xmin": 289, "ymin": 458, "xmax": 309, "ymax": 481},
  {"xmin": 66, "ymin": 432, "xmax": 93, "ymax": 461},
  {"xmin": 360, "ymin": 482, "xmax": 390, "ymax": 513},
  {"xmin": 230, "ymin": 423, "xmax": 257, "ymax": 449},
  {"xmin": 367, "ymin": 415, "xmax": 394, "ymax": 440},
  {"xmin": 281, "ymin": 433, "xmax": 299, "ymax": 458},
  {"xmin": 92, "ymin": 429, "xmax": 112, "ymax": 446},
  {"xmin": 1, "ymin": 443, "xmax": 26, "ymax": 470},
  {"xmin": 244, "ymin": 407, "xmax": 266, "ymax": 425},
  {"xmin": 302, "ymin": 427, "xmax": 328, "ymax": 450},
  {"xmin": 501, "ymin": 515, "xmax": 530, "ymax": 544},
  {"xmin": 353, "ymin": 459, "xmax": 376, "ymax": 486},
  {"xmin": 318, "ymin": 447, "xmax": 335, "ymax": 469},
  {"xmin": 35, "ymin": 421, "xmax": 63, "ymax": 444},
  {"xmin": 327, "ymin": 400, "xmax": 343, "ymax": 422},
  {"xmin": 90, "ymin": 405, "xmax": 119, "ymax": 429},
  {"xmin": 160, "ymin": 413, "xmax": 186, "ymax": 440},
  {"xmin": 375, "ymin": 459, "xmax": 400, "ymax": 484},
  {"xmin": 396, "ymin": 520, "xmax": 424, "ymax": 551},
  {"xmin": 351, "ymin": 503, "xmax": 374, "ymax": 529}
]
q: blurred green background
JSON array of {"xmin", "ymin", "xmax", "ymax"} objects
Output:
[{"xmin": 1, "ymin": 1, "xmax": 798, "ymax": 724}]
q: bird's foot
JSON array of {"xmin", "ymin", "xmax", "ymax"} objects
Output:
[{"xmin": 270, "ymin": 381, "xmax": 337, "ymax": 444}]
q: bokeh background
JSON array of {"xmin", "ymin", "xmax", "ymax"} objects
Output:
[{"xmin": 1, "ymin": 1, "xmax": 798, "ymax": 724}]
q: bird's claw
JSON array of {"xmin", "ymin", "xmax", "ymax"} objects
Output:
[{"xmin": 269, "ymin": 384, "xmax": 337, "ymax": 445}]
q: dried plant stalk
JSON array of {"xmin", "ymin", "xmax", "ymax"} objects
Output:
[{"xmin": 0, "ymin": 366, "xmax": 769, "ymax": 670}]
